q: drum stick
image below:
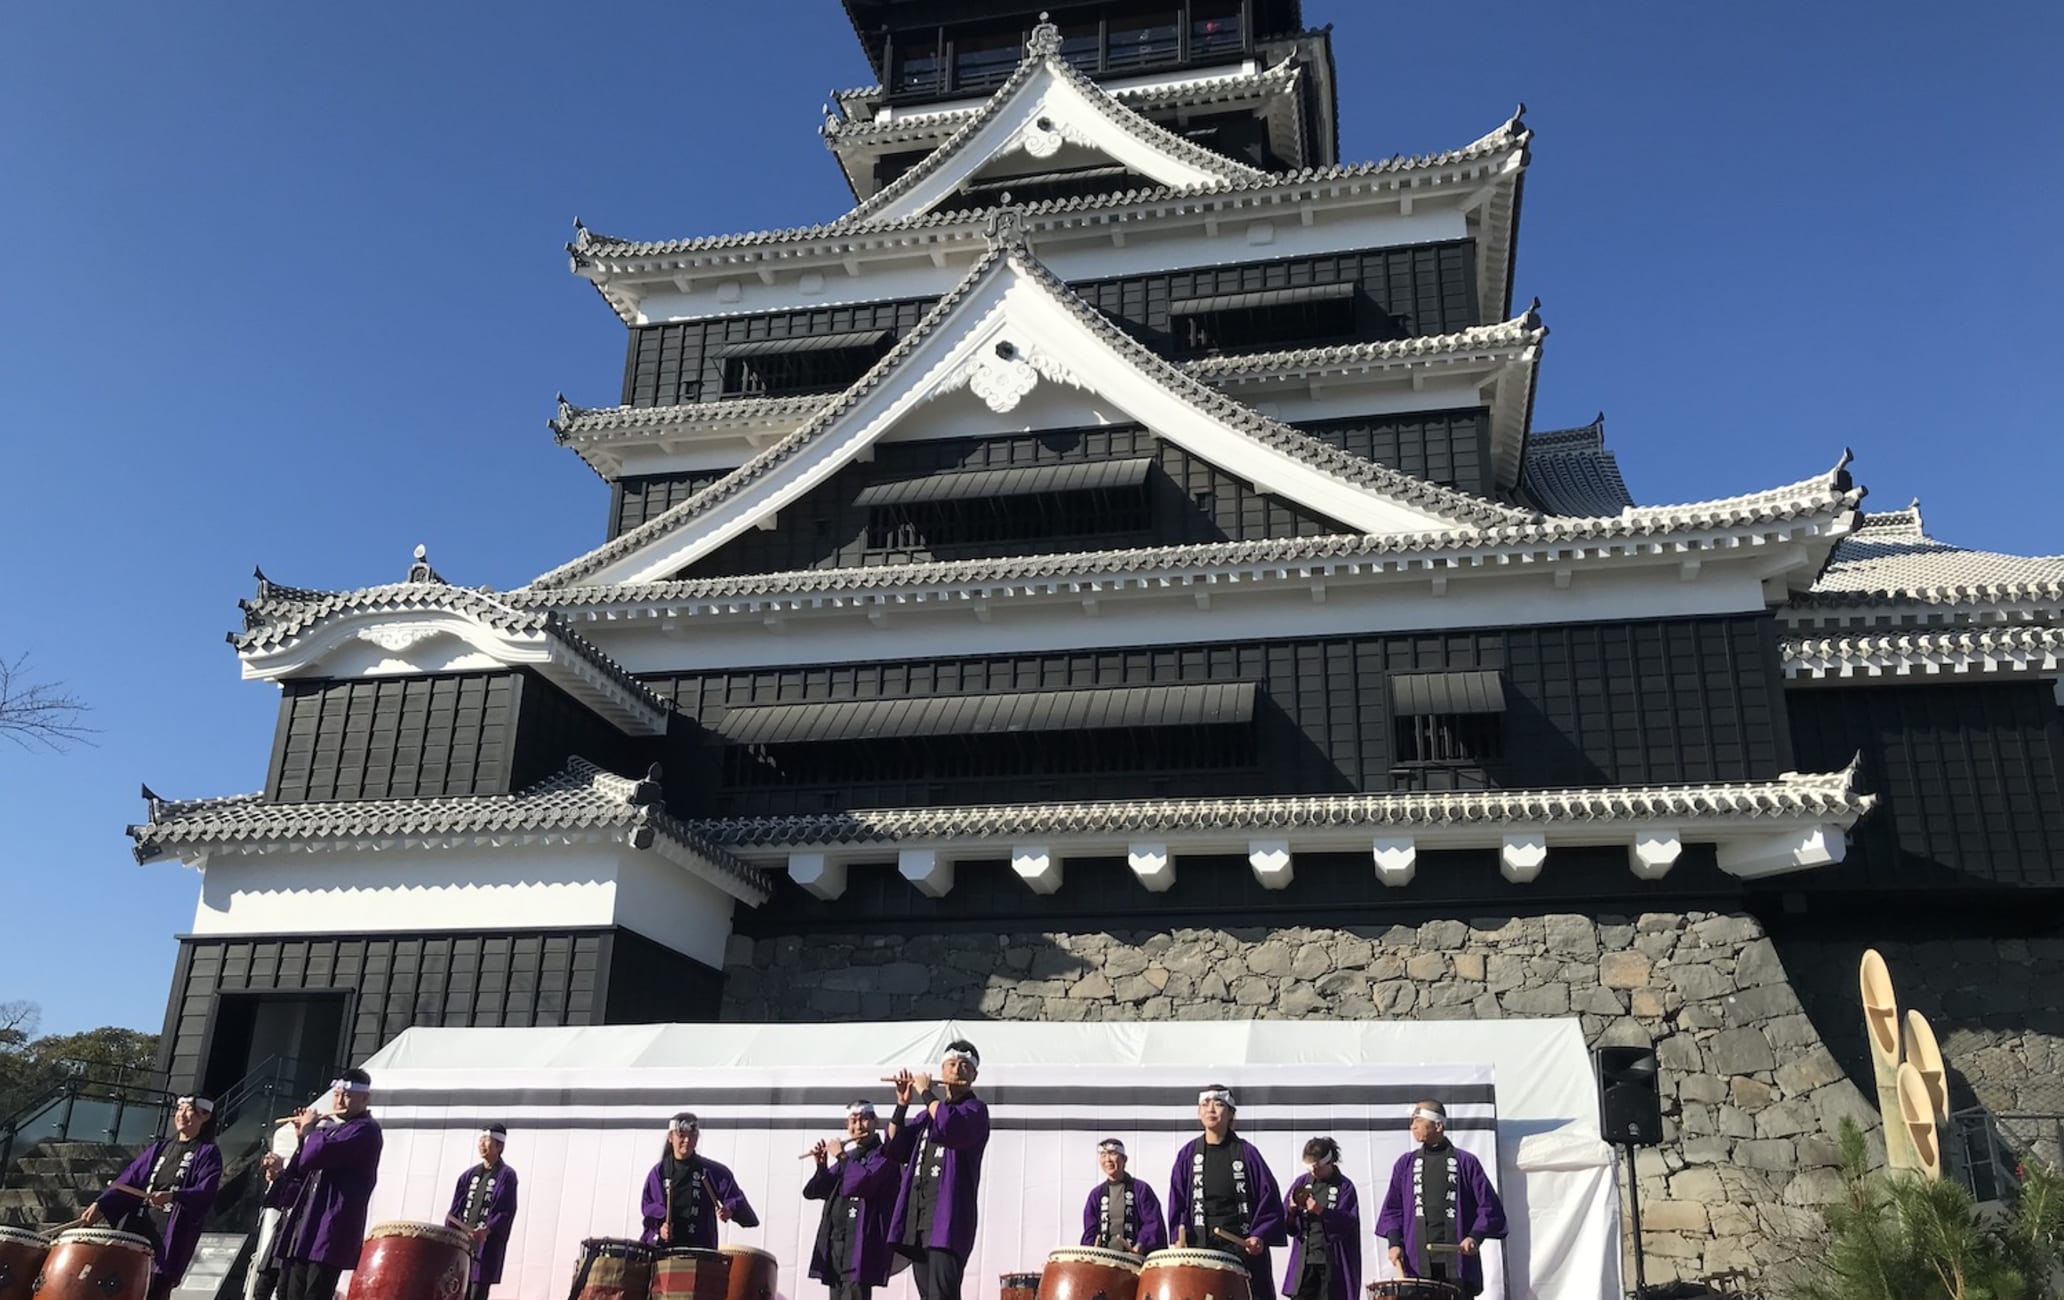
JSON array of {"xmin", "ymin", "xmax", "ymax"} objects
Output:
[
  {"xmin": 107, "ymin": 1182, "xmax": 150, "ymax": 1198},
  {"xmin": 1213, "ymin": 1227, "xmax": 1248, "ymax": 1248}
]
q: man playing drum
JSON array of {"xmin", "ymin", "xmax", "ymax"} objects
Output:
[
  {"xmin": 884, "ymin": 1039, "xmax": 990, "ymax": 1300},
  {"xmin": 1283, "ymin": 1137, "xmax": 1360, "ymax": 1300},
  {"xmin": 1165, "ymin": 1085, "xmax": 1287, "ymax": 1300},
  {"xmin": 1372, "ymin": 1101, "xmax": 1507, "ymax": 1298},
  {"xmin": 447, "ymin": 1122, "xmax": 519, "ymax": 1300},
  {"xmin": 805, "ymin": 1100, "xmax": 902, "ymax": 1300},
  {"xmin": 81, "ymin": 1094, "xmax": 224, "ymax": 1300},
  {"xmin": 264, "ymin": 1067, "xmax": 384, "ymax": 1300},
  {"xmin": 1078, "ymin": 1139, "xmax": 1166, "ymax": 1256},
  {"xmin": 640, "ymin": 1113, "xmax": 760, "ymax": 1248}
]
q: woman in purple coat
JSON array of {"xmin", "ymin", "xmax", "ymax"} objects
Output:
[
  {"xmin": 804, "ymin": 1101, "xmax": 903, "ymax": 1300},
  {"xmin": 1281, "ymin": 1137, "xmax": 1360, "ymax": 1300},
  {"xmin": 1372, "ymin": 1101, "xmax": 1507, "ymax": 1298},
  {"xmin": 1078, "ymin": 1139, "xmax": 1165, "ymax": 1255},
  {"xmin": 640, "ymin": 1113, "xmax": 759, "ymax": 1247},
  {"xmin": 1165, "ymin": 1085, "xmax": 1287, "ymax": 1300},
  {"xmin": 447, "ymin": 1124, "xmax": 519, "ymax": 1300},
  {"xmin": 83, "ymin": 1095, "xmax": 223, "ymax": 1300}
]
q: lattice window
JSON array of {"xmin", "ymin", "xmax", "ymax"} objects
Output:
[
  {"xmin": 1393, "ymin": 712, "xmax": 1504, "ymax": 767},
  {"xmin": 865, "ymin": 484, "xmax": 1151, "ymax": 551}
]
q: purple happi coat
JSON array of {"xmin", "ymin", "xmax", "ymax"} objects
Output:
[
  {"xmin": 1078, "ymin": 1174, "xmax": 1167, "ymax": 1253},
  {"xmin": 885, "ymin": 1092, "xmax": 990, "ymax": 1262},
  {"xmin": 95, "ymin": 1138, "xmax": 223, "ymax": 1284},
  {"xmin": 1164, "ymin": 1137, "xmax": 1287, "ymax": 1300},
  {"xmin": 1372, "ymin": 1144, "xmax": 1506, "ymax": 1298},
  {"xmin": 280, "ymin": 1114, "xmax": 384, "ymax": 1269},
  {"xmin": 804, "ymin": 1139, "xmax": 902, "ymax": 1287},
  {"xmin": 640, "ymin": 1154, "xmax": 759, "ymax": 1248},
  {"xmin": 1281, "ymin": 1172, "xmax": 1361, "ymax": 1300},
  {"xmin": 447, "ymin": 1161, "xmax": 520, "ymax": 1286}
]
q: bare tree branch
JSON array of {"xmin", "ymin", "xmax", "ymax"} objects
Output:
[{"xmin": 0, "ymin": 654, "xmax": 96, "ymax": 752}]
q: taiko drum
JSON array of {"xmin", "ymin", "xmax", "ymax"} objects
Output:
[
  {"xmin": 1040, "ymin": 1247, "xmax": 1143, "ymax": 1300},
  {"xmin": 33, "ymin": 1228, "xmax": 154, "ymax": 1300},
  {"xmin": 718, "ymin": 1243, "xmax": 777, "ymax": 1300},
  {"xmin": 572, "ymin": 1237, "xmax": 656, "ymax": 1300},
  {"xmin": 0, "ymin": 1227, "xmax": 48, "ymax": 1300},
  {"xmin": 651, "ymin": 1249, "xmax": 729, "ymax": 1300},
  {"xmin": 344, "ymin": 1220, "xmax": 473, "ymax": 1300},
  {"xmin": 1001, "ymin": 1271, "xmax": 1043, "ymax": 1300},
  {"xmin": 1137, "ymin": 1249, "xmax": 1251, "ymax": 1300}
]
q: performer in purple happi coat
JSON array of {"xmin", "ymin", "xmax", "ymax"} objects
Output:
[
  {"xmin": 884, "ymin": 1038, "xmax": 990, "ymax": 1300},
  {"xmin": 640, "ymin": 1112, "xmax": 760, "ymax": 1247},
  {"xmin": 265, "ymin": 1067, "xmax": 384, "ymax": 1300},
  {"xmin": 1078, "ymin": 1138, "xmax": 1166, "ymax": 1255},
  {"xmin": 1281, "ymin": 1137, "xmax": 1360, "ymax": 1300},
  {"xmin": 83, "ymin": 1094, "xmax": 224, "ymax": 1300},
  {"xmin": 1372, "ymin": 1100, "xmax": 1507, "ymax": 1298},
  {"xmin": 1165, "ymin": 1084, "xmax": 1287, "ymax": 1300},
  {"xmin": 804, "ymin": 1100, "xmax": 903, "ymax": 1300},
  {"xmin": 447, "ymin": 1123, "xmax": 519, "ymax": 1300}
]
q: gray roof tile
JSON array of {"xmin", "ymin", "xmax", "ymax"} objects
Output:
[
  {"xmin": 1520, "ymin": 414, "xmax": 1636, "ymax": 516},
  {"xmin": 1793, "ymin": 504, "xmax": 2064, "ymax": 609}
]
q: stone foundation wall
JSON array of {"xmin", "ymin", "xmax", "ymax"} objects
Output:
[{"xmin": 721, "ymin": 911, "xmax": 2060, "ymax": 1287}]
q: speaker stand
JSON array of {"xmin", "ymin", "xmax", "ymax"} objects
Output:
[{"xmin": 1622, "ymin": 1143, "xmax": 1649, "ymax": 1299}]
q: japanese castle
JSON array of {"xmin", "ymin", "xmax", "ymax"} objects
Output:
[{"xmin": 129, "ymin": 0, "xmax": 2061, "ymax": 1135}]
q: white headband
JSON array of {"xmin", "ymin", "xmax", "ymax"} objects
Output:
[
  {"xmin": 1411, "ymin": 1107, "xmax": 1445, "ymax": 1124},
  {"xmin": 943, "ymin": 1048, "xmax": 979, "ymax": 1069},
  {"xmin": 1098, "ymin": 1139, "xmax": 1126, "ymax": 1155},
  {"xmin": 177, "ymin": 1096, "xmax": 216, "ymax": 1114},
  {"xmin": 1198, "ymin": 1088, "xmax": 1235, "ymax": 1107},
  {"xmin": 670, "ymin": 1117, "xmax": 700, "ymax": 1133},
  {"xmin": 479, "ymin": 1129, "xmax": 506, "ymax": 1143},
  {"xmin": 330, "ymin": 1079, "xmax": 370, "ymax": 1095},
  {"xmin": 848, "ymin": 1102, "xmax": 877, "ymax": 1118}
]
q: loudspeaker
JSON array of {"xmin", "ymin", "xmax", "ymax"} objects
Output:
[{"xmin": 1597, "ymin": 1046, "xmax": 1663, "ymax": 1146}]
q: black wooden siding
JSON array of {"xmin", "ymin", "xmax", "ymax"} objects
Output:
[
  {"xmin": 1298, "ymin": 408, "xmax": 1493, "ymax": 498},
  {"xmin": 654, "ymin": 614, "xmax": 1789, "ymax": 818},
  {"xmin": 156, "ymin": 927, "xmax": 723, "ymax": 1091},
  {"xmin": 619, "ymin": 241, "xmax": 1480, "ymax": 407},
  {"xmin": 674, "ymin": 426, "xmax": 1347, "ymax": 576},
  {"xmin": 608, "ymin": 408, "xmax": 1493, "ymax": 546},
  {"xmin": 269, "ymin": 671, "xmax": 648, "ymax": 803},
  {"xmin": 1785, "ymin": 681, "xmax": 2064, "ymax": 891}
]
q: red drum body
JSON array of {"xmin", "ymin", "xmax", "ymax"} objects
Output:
[
  {"xmin": 0, "ymin": 1227, "xmax": 48, "ymax": 1300},
  {"xmin": 1040, "ymin": 1247, "xmax": 1143, "ymax": 1300},
  {"xmin": 345, "ymin": 1221, "xmax": 473, "ymax": 1300},
  {"xmin": 1137, "ymin": 1250, "xmax": 1251, "ymax": 1300},
  {"xmin": 718, "ymin": 1244, "xmax": 777, "ymax": 1300},
  {"xmin": 572, "ymin": 1238, "xmax": 655, "ymax": 1300},
  {"xmin": 652, "ymin": 1249, "xmax": 728, "ymax": 1300},
  {"xmin": 1001, "ymin": 1271, "xmax": 1044, "ymax": 1300},
  {"xmin": 1367, "ymin": 1284, "xmax": 1464, "ymax": 1300},
  {"xmin": 34, "ymin": 1229, "xmax": 154, "ymax": 1300}
]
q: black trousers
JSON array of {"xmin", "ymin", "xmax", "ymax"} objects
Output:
[
  {"xmin": 828, "ymin": 1285, "xmax": 873, "ymax": 1300},
  {"xmin": 250, "ymin": 1265, "xmax": 282, "ymax": 1300},
  {"xmin": 468, "ymin": 1283, "xmax": 493, "ymax": 1300},
  {"xmin": 911, "ymin": 1249, "xmax": 966, "ymax": 1300},
  {"xmin": 146, "ymin": 1279, "xmax": 175, "ymax": 1300},
  {"xmin": 280, "ymin": 1260, "xmax": 343, "ymax": 1300}
]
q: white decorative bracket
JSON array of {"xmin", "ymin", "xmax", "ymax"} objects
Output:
[
  {"xmin": 899, "ymin": 849, "xmax": 955, "ymax": 897},
  {"xmin": 1128, "ymin": 842, "xmax": 1174, "ymax": 892},
  {"xmin": 1248, "ymin": 838, "xmax": 1293, "ymax": 890},
  {"xmin": 1499, "ymin": 831, "xmax": 1548, "ymax": 884},
  {"xmin": 1372, "ymin": 836, "xmax": 1417, "ymax": 887},
  {"xmin": 1628, "ymin": 828, "xmax": 1683, "ymax": 880},
  {"xmin": 788, "ymin": 853, "xmax": 846, "ymax": 900},
  {"xmin": 1012, "ymin": 845, "xmax": 1061, "ymax": 895}
]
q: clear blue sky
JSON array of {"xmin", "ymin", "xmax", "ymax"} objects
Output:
[{"xmin": 2, "ymin": 2, "xmax": 2058, "ymax": 1039}]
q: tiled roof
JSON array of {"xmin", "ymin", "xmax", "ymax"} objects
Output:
[
  {"xmin": 1791, "ymin": 503, "xmax": 2064, "ymax": 610},
  {"xmin": 530, "ymin": 235, "xmax": 1533, "ymax": 591},
  {"xmin": 515, "ymin": 459, "xmax": 1860, "ymax": 612},
  {"xmin": 689, "ymin": 766, "xmax": 1875, "ymax": 849},
  {"xmin": 553, "ymin": 315, "xmax": 1542, "ymax": 477},
  {"xmin": 822, "ymin": 54, "xmax": 1305, "ymax": 149},
  {"xmin": 843, "ymin": 22, "xmax": 1272, "ymax": 225},
  {"xmin": 566, "ymin": 117, "xmax": 1527, "ymax": 265},
  {"xmin": 1520, "ymin": 414, "xmax": 1636, "ymax": 517},
  {"xmin": 231, "ymin": 557, "xmax": 671, "ymax": 728},
  {"xmin": 1784, "ymin": 625, "xmax": 2064, "ymax": 679},
  {"xmin": 129, "ymin": 758, "xmax": 772, "ymax": 903}
]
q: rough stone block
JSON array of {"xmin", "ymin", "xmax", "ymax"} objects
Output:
[
  {"xmin": 1104, "ymin": 948, "xmax": 1149, "ymax": 978},
  {"xmin": 1599, "ymin": 951, "xmax": 1653, "ymax": 989},
  {"xmin": 1113, "ymin": 975, "xmax": 1157, "ymax": 1004},
  {"xmin": 1290, "ymin": 944, "xmax": 1333, "ymax": 980},
  {"xmin": 1763, "ymin": 1013, "xmax": 1821, "ymax": 1049},
  {"xmin": 1452, "ymin": 951, "xmax": 1486, "ymax": 982},
  {"xmin": 1072, "ymin": 971, "xmax": 1115, "ymax": 999},
  {"xmin": 1755, "ymin": 1098, "xmax": 1818, "ymax": 1139},
  {"xmin": 1656, "ymin": 1035, "xmax": 1703, "ymax": 1073},
  {"xmin": 1501, "ymin": 984, "xmax": 1571, "ymax": 1016},
  {"xmin": 1232, "ymin": 976, "xmax": 1274, "ymax": 1006},
  {"xmin": 1668, "ymin": 963, "xmax": 1736, "ymax": 1001},
  {"xmin": 1247, "ymin": 943, "xmax": 1294, "ymax": 977},
  {"xmin": 1574, "ymin": 987, "xmax": 1627, "ymax": 1015},
  {"xmin": 1485, "ymin": 954, "xmax": 1526, "ymax": 992},
  {"xmin": 1419, "ymin": 919, "xmax": 1469, "ymax": 950},
  {"xmin": 1278, "ymin": 983, "xmax": 1327, "ymax": 1016},
  {"xmin": 1733, "ymin": 937, "xmax": 1787, "ymax": 988},
  {"xmin": 1641, "ymin": 1201, "xmax": 1709, "ymax": 1233},
  {"xmin": 1723, "ymin": 983, "xmax": 1800, "ymax": 1023},
  {"xmin": 1636, "ymin": 913, "xmax": 1686, "ymax": 933},
  {"xmin": 1706, "ymin": 1027, "xmax": 1777, "ymax": 1075},
  {"xmin": 1374, "ymin": 980, "xmax": 1416, "ymax": 1015},
  {"xmin": 1781, "ymin": 1168, "xmax": 1847, "ymax": 1206},
  {"xmin": 1678, "ymin": 1075, "xmax": 1728, "ymax": 1104},
  {"xmin": 1669, "ymin": 1167, "xmax": 1725, "ymax": 1201},
  {"xmin": 1546, "ymin": 914, "xmax": 1601, "ymax": 956},
  {"xmin": 1775, "ymin": 1047, "xmax": 1846, "ymax": 1095},
  {"xmin": 1630, "ymin": 988, "xmax": 1667, "ymax": 1018},
  {"xmin": 1733, "ymin": 1138, "xmax": 1797, "ymax": 1171},
  {"xmin": 1691, "ymin": 914, "xmax": 1761, "ymax": 946},
  {"xmin": 1729, "ymin": 1076, "xmax": 1776, "ymax": 1109},
  {"xmin": 1718, "ymin": 1105, "xmax": 1758, "ymax": 1139},
  {"xmin": 1642, "ymin": 1233, "xmax": 1701, "ymax": 1261},
  {"xmin": 1406, "ymin": 952, "xmax": 1449, "ymax": 981}
]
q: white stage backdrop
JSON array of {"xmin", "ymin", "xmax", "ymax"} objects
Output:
[{"xmin": 357, "ymin": 1021, "xmax": 1619, "ymax": 1300}]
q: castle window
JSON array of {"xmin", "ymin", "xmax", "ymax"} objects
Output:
[
  {"xmin": 1390, "ymin": 670, "xmax": 1506, "ymax": 773},
  {"xmin": 856, "ymin": 459, "xmax": 1155, "ymax": 552},
  {"xmin": 719, "ymin": 330, "xmax": 891, "ymax": 397},
  {"xmin": 1169, "ymin": 281, "xmax": 1359, "ymax": 354},
  {"xmin": 1189, "ymin": 1, "xmax": 1245, "ymax": 57}
]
